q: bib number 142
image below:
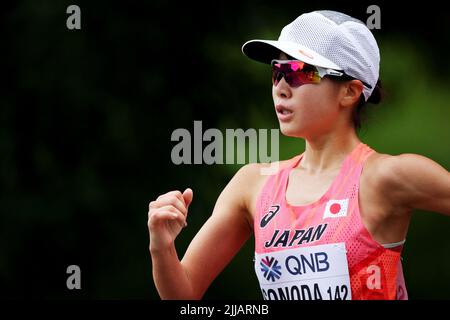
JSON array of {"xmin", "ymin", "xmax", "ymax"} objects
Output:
[{"xmin": 327, "ymin": 285, "xmax": 349, "ymax": 300}]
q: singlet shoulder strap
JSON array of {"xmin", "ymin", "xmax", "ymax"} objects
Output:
[
  {"xmin": 255, "ymin": 154, "xmax": 303, "ymax": 214},
  {"xmin": 350, "ymin": 143, "xmax": 376, "ymax": 164}
]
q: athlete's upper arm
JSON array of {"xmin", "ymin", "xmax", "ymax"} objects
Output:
[
  {"xmin": 180, "ymin": 163, "xmax": 262, "ymax": 299},
  {"xmin": 378, "ymin": 153, "xmax": 450, "ymax": 215}
]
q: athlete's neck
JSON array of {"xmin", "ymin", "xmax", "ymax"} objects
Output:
[{"xmin": 299, "ymin": 129, "xmax": 361, "ymax": 174}]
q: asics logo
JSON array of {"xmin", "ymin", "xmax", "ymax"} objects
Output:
[{"xmin": 260, "ymin": 205, "xmax": 280, "ymax": 228}]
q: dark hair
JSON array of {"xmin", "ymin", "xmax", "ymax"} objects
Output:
[{"xmin": 352, "ymin": 79, "xmax": 383, "ymax": 131}]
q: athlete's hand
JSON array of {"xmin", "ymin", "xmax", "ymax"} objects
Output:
[{"xmin": 148, "ymin": 188, "xmax": 193, "ymax": 251}]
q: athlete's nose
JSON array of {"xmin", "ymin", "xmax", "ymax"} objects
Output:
[{"xmin": 274, "ymin": 76, "xmax": 292, "ymax": 99}]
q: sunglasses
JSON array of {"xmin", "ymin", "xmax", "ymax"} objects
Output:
[{"xmin": 271, "ymin": 59, "xmax": 372, "ymax": 89}]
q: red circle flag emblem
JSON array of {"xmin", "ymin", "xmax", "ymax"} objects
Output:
[
  {"xmin": 330, "ymin": 203, "xmax": 342, "ymax": 214},
  {"xmin": 323, "ymin": 199, "xmax": 349, "ymax": 219}
]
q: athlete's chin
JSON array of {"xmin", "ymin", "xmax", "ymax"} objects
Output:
[{"xmin": 279, "ymin": 122, "xmax": 306, "ymax": 138}]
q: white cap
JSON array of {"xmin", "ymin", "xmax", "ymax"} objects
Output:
[{"xmin": 242, "ymin": 10, "xmax": 380, "ymax": 101}]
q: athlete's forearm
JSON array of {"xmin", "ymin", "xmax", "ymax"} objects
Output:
[{"xmin": 150, "ymin": 244, "xmax": 196, "ymax": 300}]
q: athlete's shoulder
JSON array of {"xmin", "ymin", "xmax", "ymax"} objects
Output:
[
  {"xmin": 235, "ymin": 159, "xmax": 294, "ymax": 212},
  {"xmin": 364, "ymin": 150, "xmax": 450, "ymax": 213},
  {"xmin": 364, "ymin": 150, "xmax": 447, "ymax": 201},
  {"xmin": 365, "ymin": 151, "xmax": 439, "ymax": 184},
  {"xmin": 232, "ymin": 162, "xmax": 275, "ymax": 190}
]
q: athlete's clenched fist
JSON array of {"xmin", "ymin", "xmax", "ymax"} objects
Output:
[{"xmin": 148, "ymin": 188, "xmax": 193, "ymax": 251}]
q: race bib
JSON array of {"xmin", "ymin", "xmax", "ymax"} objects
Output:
[{"xmin": 255, "ymin": 243, "xmax": 351, "ymax": 300}]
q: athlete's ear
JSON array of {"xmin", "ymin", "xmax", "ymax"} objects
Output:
[{"xmin": 340, "ymin": 80, "xmax": 364, "ymax": 108}]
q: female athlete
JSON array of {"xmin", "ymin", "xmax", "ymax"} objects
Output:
[{"xmin": 147, "ymin": 10, "xmax": 450, "ymax": 300}]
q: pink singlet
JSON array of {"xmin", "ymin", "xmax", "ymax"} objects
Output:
[{"xmin": 254, "ymin": 142, "xmax": 408, "ymax": 300}]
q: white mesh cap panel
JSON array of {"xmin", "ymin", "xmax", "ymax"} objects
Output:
[
  {"xmin": 318, "ymin": 10, "xmax": 363, "ymax": 25},
  {"xmin": 278, "ymin": 11, "xmax": 379, "ymax": 100}
]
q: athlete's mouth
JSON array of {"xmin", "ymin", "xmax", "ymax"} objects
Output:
[{"xmin": 275, "ymin": 105, "xmax": 293, "ymax": 115}]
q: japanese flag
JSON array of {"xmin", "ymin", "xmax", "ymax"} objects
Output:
[{"xmin": 323, "ymin": 199, "xmax": 349, "ymax": 219}]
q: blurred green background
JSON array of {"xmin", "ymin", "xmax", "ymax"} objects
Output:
[{"xmin": 1, "ymin": 0, "xmax": 449, "ymax": 299}]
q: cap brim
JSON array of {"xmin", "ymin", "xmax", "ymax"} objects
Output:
[{"xmin": 242, "ymin": 39, "xmax": 342, "ymax": 70}]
